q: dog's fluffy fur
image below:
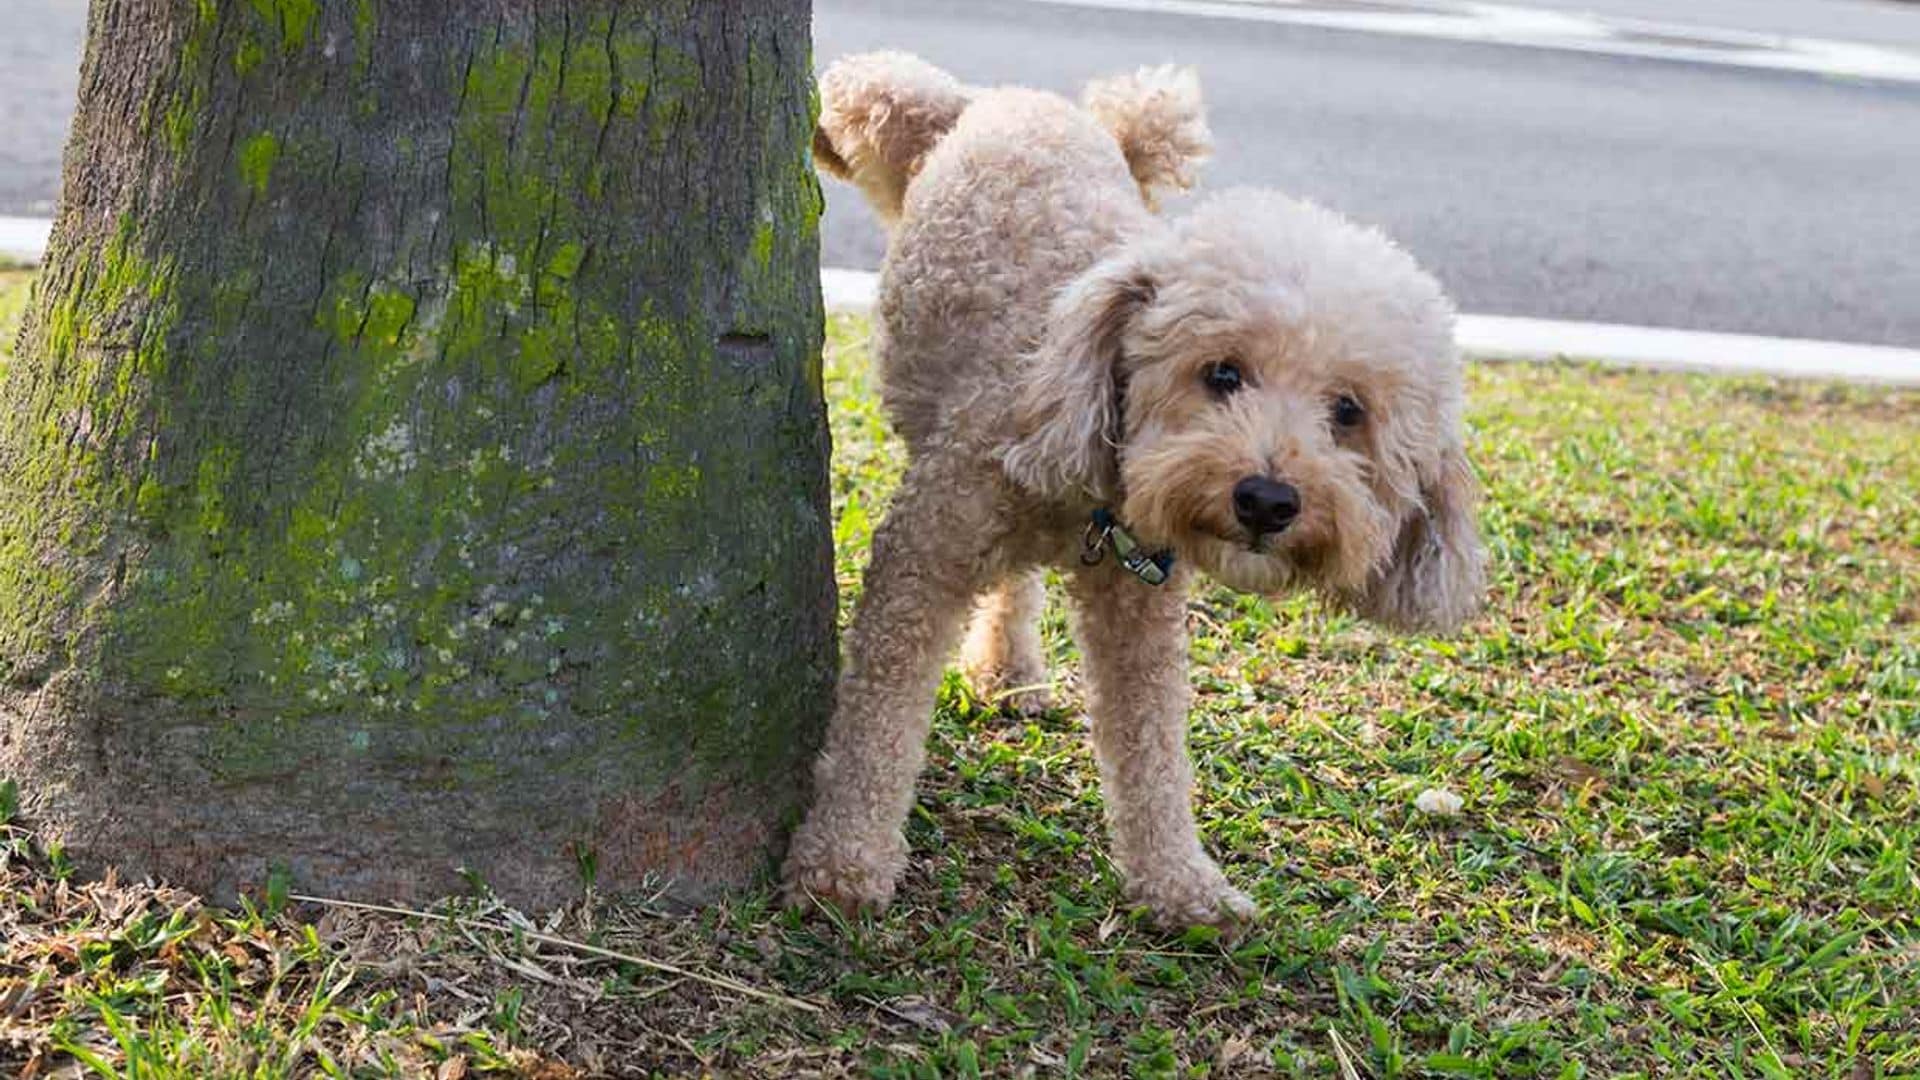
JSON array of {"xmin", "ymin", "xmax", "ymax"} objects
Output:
[{"xmin": 786, "ymin": 52, "xmax": 1486, "ymax": 927}]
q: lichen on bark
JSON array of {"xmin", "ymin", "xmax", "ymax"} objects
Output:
[{"xmin": 0, "ymin": 0, "xmax": 833, "ymax": 907}]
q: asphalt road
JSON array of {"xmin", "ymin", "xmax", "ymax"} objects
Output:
[
  {"xmin": 0, "ymin": 0, "xmax": 82, "ymax": 218},
  {"xmin": 4, "ymin": 0, "xmax": 1919, "ymax": 345},
  {"xmin": 816, "ymin": 0, "xmax": 1920, "ymax": 347}
]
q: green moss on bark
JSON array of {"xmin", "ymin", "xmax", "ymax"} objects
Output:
[{"xmin": 237, "ymin": 132, "xmax": 279, "ymax": 193}]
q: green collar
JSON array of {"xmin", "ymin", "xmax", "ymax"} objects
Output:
[{"xmin": 1081, "ymin": 508, "xmax": 1175, "ymax": 586}]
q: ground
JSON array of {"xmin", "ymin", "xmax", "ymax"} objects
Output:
[{"xmin": 2, "ymin": 290, "xmax": 1917, "ymax": 1077}]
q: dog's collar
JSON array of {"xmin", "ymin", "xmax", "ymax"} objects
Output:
[{"xmin": 1081, "ymin": 508, "xmax": 1175, "ymax": 586}]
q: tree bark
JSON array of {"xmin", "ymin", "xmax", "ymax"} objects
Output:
[{"xmin": 0, "ymin": 0, "xmax": 833, "ymax": 908}]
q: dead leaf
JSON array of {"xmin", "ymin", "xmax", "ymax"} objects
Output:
[
  {"xmin": 878, "ymin": 995, "xmax": 960, "ymax": 1034},
  {"xmin": 1556, "ymin": 757, "xmax": 1609, "ymax": 792}
]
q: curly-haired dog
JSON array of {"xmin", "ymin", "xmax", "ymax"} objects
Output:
[{"xmin": 786, "ymin": 53, "xmax": 1486, "ymax": 928}]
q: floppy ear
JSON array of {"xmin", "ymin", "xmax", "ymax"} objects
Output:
[
  {"xmin": 1355, "ymin": 443, "xmax": 1486, "ymax": 633},
  {"xmin": 999, "ymin": 258, "xmax": 1153, "ymax": 504}
]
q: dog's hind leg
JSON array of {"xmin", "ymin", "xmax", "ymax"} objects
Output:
[
  {"xmin": 783, "ymin": 466, "xmax": 992, "ymax": 914},
  {"xmin": 959, "ymin": 570, "xmax": 1054, "ymax": 716},
  {"xmin": 1067, "ymin": 563, "xmax": 1255, "ymax": 929}
]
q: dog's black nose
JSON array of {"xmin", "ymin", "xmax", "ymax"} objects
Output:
[{"xmin": 1232, "ymin": 476, "xmax": 1300, "ymax": 536}]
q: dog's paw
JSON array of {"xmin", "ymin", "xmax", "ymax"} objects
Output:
[
  {"xmin": 1126, "ymin": 860, "xmax": 1257, "ymax": 931},
  {"xmin": 781, "ymin": 829, "xmax": 902, "ymax": 917}
]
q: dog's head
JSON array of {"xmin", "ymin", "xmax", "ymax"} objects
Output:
[{"xmin": 1002, "ymin": 189, "xmax": 1485, "ymax": 632}]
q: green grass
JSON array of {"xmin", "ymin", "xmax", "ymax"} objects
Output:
[
  {"xmin": 3, "ymin": 290, "xmax": 1917, "ymax": 1077},
  {"xmin": 0, "ymin": 268, "xmax": 34, "ymax": 370}
]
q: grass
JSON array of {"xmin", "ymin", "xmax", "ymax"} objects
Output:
[
  {"xmin": 2, "ymin": 284, "xmax": 1917, "ymax": 1077},
  {"xmin": 0, "ymin": 267, "xmax": 34, "ymax": 367}
]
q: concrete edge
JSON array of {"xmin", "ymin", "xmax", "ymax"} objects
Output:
[
  {"xmin": 9, "ymin": 228, "xmax": 1916, "ymax": 387},
  {"xmin": 0, "ymin": 216, "xmax": 52, "ymax": 266},
  {"xmin": 825, "ymin": 267, "xmax": 1920, "ymax": 386}
]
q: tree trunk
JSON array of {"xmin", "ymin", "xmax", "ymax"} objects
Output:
[{"xmin": 0, "ymin": 0, "xmax": 834, "ymax": 908}]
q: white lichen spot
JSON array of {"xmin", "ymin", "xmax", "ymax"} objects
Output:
[
  {"xmin": 250, "ymin": 600, "xmax": 295, "ymax": 626},
  {"xmin": 356, "ymin": 420, "xmax": 417, "ymax": 480}
]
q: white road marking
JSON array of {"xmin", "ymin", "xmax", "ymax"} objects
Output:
[
  {"xmin": 1012, "ymin": 0, "xmax": 1920, "ymax": 84},
  {"xmin": 823, "ymin": 267, "xmax": 1920, "ymax": 385}
]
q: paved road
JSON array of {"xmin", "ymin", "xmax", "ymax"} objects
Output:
[
  {"xmin": 0, "ymin": 0, "xmax": 82, "ymax": 218},
  {"xmin": 816, "ymin": 0, "xmax": 1920, "ymax": 347},
  {"xmin": 5, "ymin": 0, "xmax": 1919, "ymax": 345}
]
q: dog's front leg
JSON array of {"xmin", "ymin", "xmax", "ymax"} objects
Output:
[
  {"xmin": 1068, "ymin": 564, "xmax": 1255, "ymax": 929},
  {"xmin": 783, "ymin": 475, "xmax": 988, "ymax": 915}
]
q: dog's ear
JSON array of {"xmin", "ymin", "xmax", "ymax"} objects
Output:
[
  {"xmin": 1000, "ymin": 257, "xmax": 1153, "ymax": 503},
  {"xmin": 1353, "ymin": 442, "xmax": 1486, "ymax": 633}
]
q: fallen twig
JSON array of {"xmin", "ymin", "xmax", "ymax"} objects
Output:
[
  {"xmin": 1328, "ymin": 1025, "xmax": 1366, "ymax": 1080},
  {"xmin": 289, "ymin": 893, "xmax": 820, "ymax": 1013}
]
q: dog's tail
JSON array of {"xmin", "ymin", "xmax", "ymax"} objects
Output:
[
  {"xmin": 814, "ymin": 52, "xmax": 973, "ymax": 222},
  {"xmin": 1081, "ymin": 65, "xmax": 1212, "ymax": 208}
]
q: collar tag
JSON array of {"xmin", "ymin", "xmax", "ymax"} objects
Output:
[{"xmin": 1082, "ymin": 508, "xmax": 1174, "ymax": 586}]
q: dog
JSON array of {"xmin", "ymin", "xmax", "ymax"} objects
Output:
[{"xmin": 785, "ymin": 52, "xmax": 1486, "ymax": 928}]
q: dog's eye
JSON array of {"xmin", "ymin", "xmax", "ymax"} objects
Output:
[
  {"xmin": 1203, "ymin": 361, "xmax": 1244, "ymax": 396},
  {"xmin": 1331, "ymin": 394, "xmax": 1365, "ymax": 429}
]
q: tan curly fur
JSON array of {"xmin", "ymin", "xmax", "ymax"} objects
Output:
[
  {"xmin": 815, "ymin": 52, "xmax": 1212, "ymax": 218},
  {"xmin": 786, "ymin": 54, "xmax": 1487, "ymax": 929},
  {"xmin": 1080, "ymin": 64, "xmax": 1212, "ymax": 208}
]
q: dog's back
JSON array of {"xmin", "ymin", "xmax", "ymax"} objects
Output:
[{"xmin": 815, "ymin": 56, "xmax": 1210, "ymax": 450}]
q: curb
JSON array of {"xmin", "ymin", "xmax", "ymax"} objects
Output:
[
  {"xmin": 823, "ymin": 268, "xmax": 1920, "ymax": 387},
  {"xmin": 0, "ymin": 216, "xmax": 52, "ymax": 266},
  {"xmin": 8, "ymin": 225, "xmax": 1917, "ymax": 387}
]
